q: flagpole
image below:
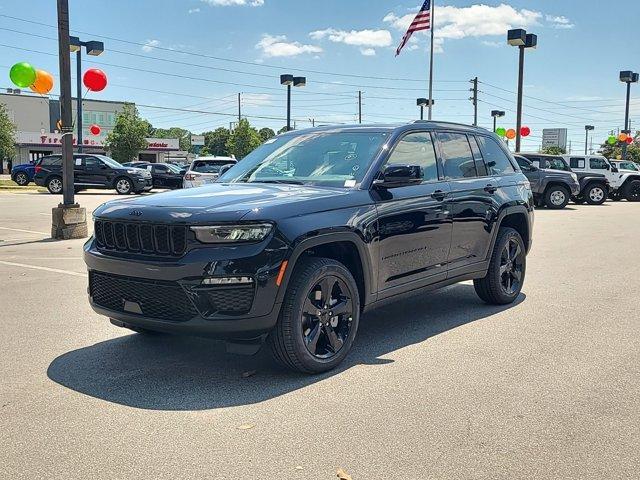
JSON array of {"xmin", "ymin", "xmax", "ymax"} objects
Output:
[{"xmin": 427, "ymin": 0, "xmax": 434, "ymax": 120}]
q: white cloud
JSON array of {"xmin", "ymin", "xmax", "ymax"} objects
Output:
[
  {"xmin": 188, "ymin": 7, "xmax": 200, "ymax": 13},
  {"xmin": 202, "ymin": 0, "xmax": 263, "ymax": 6},
  {"xmin": 384, "ymin": 3, "xmax": 542, "ymax": 51},
  {"xmin": 309, "ymin": 28, "xmax": 392, "ymax": 47},
  {"xmin": 360, "ymin": 48, "xmax": 376, "ymax": 56},
  {"xmin": 142, "ymin": 39, "xmax": 160, "ymax": 52},
  {"xmin": 242, "ymin": 93, "xmax": 273, "ymax": 106},
  {"xmin": 546, "ymin": 15, "xmax": 575, "ymax": 29},
  {"xmin": 256, "ymin": 34, "xmax": 322, "ymax": 58},
  {"xmin": 482, "ymin": 40, "xmax": 502, "ymax": 48}
]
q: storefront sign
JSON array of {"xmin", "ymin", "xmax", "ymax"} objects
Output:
[
  {"xmin": 191, "ymin": 135, "xmax": 205, "ymax": 146},
  {"xmin": 15, "ymin": 132, "xmax": 180, "ymax": 151}
]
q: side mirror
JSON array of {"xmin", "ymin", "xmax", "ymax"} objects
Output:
[{"xmin": 373, "ymin": 164, "xmax": 422, "ymax": 188}]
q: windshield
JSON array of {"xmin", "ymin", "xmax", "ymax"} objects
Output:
[
  {"xmin": 219, "ymin": 131, "xmax": 389, "ymax": 187},
  {"xmin": 96, "ymin": 155, "xmax": 126, "ymax": 169},
  {"xmin": 618, "ymin": 161, "xmax": 639, "ymax": 171},
  {"xmin": 164, "ymin": 163, "xmax": 182, "ymax": 173},
  {"xmin": 192, "ymin": 160, "xmax": 235, "ymax": 173}
]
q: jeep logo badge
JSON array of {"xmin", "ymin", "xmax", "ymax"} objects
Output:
[{"xmin": 129, "ymin": 210, "xmax": 143, "ymax": 217}]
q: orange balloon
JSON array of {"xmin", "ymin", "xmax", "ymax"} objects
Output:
[
  {"xmin": 30, "ymin": 69, "xmax": 54, "ymax": 94},
  {"xmin": 618, "ymin": 133, "xmax": 628, "ymax": 142},
  {"xmin": 506, "ymin": 128, "xmax": 517, "ymax": 140}
]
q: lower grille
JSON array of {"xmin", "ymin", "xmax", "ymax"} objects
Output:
[
  {"xmin": 95, "ymin": 220, "xmax": 187, "ymax": 256},
  {"xmin": 89, "ymin": 272, "xmax": 198, "ymax": 322},
  {"xmin": 198, "ymin": 284, "xmax": 255, "ymax": 315}
]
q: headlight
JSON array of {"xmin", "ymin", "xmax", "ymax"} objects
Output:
[
  {"xmin": 191, "ymin": 223, "xmax": 273, "ymax": 243},
  {"xmin": 126, "ymin": 169, "xmax": 140, "ymax": 174},
  {"xmin": 571, "ymin": 173, "xmax": 578, "ymax": 182}
]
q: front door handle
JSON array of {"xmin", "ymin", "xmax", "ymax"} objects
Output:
[
  {"xmin": 431, "ymin": 189, "xmax": 447, "ymax": 200},
  {"xmin": 484, "ymin": 184, "xmax": 498, "ymax": 194}
]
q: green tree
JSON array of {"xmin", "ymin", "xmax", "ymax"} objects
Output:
[
  {"xmin": 540, "ymin": 146, "xmax": 567, "ymax": 155},
  {"xmin": 203, "ymin": 127, "xmax": 231, "ymax": 156},
  {"xmin": 599, "ymin": 133, "xmax": 640, "ymax": 162},
  {"xmin": 258, "ymin": 127, "xmax": 276, "ymax": 143},
  {"xmin": 104, "ymin": 104, "xmax": 149, "ymax": 163},
  {"xmin": 152, "ymin": 127, "xmax": 191, "ymax": 152},
  {"xmin": 226, "ymin": 119, "xmax": 261, "ymax": 159},
  {"xmin": 277, "ymin": 126, "xmax": 288, "ymax": 135},
  {"xmin": 0, "ymin": 104, "xmax": 16, "ymax": 166}
]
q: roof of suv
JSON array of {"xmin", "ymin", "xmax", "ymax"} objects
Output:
[{"xmin": 279, "ymin": 121, "xmax": 493, "ymax": 136}]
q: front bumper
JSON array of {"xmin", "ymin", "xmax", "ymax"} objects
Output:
[
  {"xmin": 570, "ymin": 181, "xmax": 581, "ymax": 196},
  {"xmin": 83, "ymin": 236, "xmax": 288, "ymax": 339},
  {"xmin": 133, "ymin": 177, "xmax": 153, "ymax": 191}
]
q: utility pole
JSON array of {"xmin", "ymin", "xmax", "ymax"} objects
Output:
[
  {"xmin": 238, "ymin": 92, "xmax": 241, "ymax": 123},
  {"xmin": 358, "ymin": 90, "xmax": 362, "ymax": 124},
  {"xmin": 53, "ymin": 0, "xmax": 87, "ymax": 239},
  {"xmin": 470, "ymin": 77, "xmax": 478, "ymax": 126}
]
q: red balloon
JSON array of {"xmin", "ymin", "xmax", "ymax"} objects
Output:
[
  {"xmin": 520, "ymin": 126, "xmax": 531, "ymax": 137},
  {"xmin": 83, "ymin": 68, "xmax": 107, "ymax": 92},
  {"xmin": 625, "ymin": 136, "xmax": 633, "ymax": 145},
  {"xmin": 89, "ymin": 124, "xmax": 101, "ymax": 136}
]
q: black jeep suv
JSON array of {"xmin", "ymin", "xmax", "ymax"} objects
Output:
[
  {"xmin": 34, "ymin": 154, "xmax": 153, "ymax": 195},
  {"xmin": 85, "ymin": 122, "xmax": 534, "ymax": 373}
]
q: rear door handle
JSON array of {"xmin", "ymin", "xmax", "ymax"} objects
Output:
[
  {"xmin": 484, "ymin": 184, "xmax": 498, "ymax": 194},
  {"xmin": 431, "ymin": 189, "xmax": 447, "ymax": 200}
]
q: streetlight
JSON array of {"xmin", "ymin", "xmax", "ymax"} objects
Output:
[
  {"xmin": 417, "ymin": 98, "xmax": 434, "ymax": 120},
  {"xmin": 620, "ymin": 70, "xmax": 639, "ymax": 160},
  {"xmin": 584, "ymin": 125, "xmax": 594, "ymax": 155},
  {"xmin": 280, "ymin": 74, "xmax": 306, "ymax": 132},
  {"xmin": 70, "ymin": 36, "xmax": 104, "ymax": 152},
  {"xmin": 491, "ymin": 110, "xmax": 505, "ymax": 133},
  {"xmin": 507, "ymin": 28, "xmax": 537, "ymax": 152}
]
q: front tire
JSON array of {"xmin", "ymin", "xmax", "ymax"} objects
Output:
[
  {"xmin": 268, "ymin": 257, "xmax": 360, "ymax": 374},
  {"xmin": 544, "ymin": 185, "xmax": 570, "ymax": 209},
  {"xmin": 115, "ymin": 177, "xmax": 133, "ymax": 195},
  {"xmin": 14, "ymin": 172, "xmax": 29, "ymax": 186},
  {"xmin": 46, "ymin": 176, "xmax": 63, "ymax": 194},
  {"xmin": 624, "ymin": 180, "xmax": 640, "ymax": 202},
  {"xmin": 585, "ymin": 184, "xmax": 608, "ymax": 205},
  {"xmin": 474, "ymin": 227, "xmax": 526, "ymax": 305}
]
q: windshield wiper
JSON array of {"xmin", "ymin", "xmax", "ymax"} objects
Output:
[{"xmin": 253, "ymin": 179, "xmax": 306, "ymax": 185}]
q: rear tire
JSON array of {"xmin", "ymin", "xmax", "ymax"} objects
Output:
[
  {"xmin": 544, "ymin": 185, "xmax": 570, "ymax": 209},
  {"xmin": 624, "ymin": 180, "xmax": 640, "ymax": 202},
  {"xmin": 474, "ymin": 227, "xmax": 526, "ymax": 305},
  {"xmin": 14, "ymin": 172, "xmax": 29, "ymax": 186},
  {"xmin": 268, "ymin": 257, "xmax": 360, "ymax": 374},
  {"xmin": 585, "ymin": 183, "xmax": 608, "ymax": 205},
  {"xmin": 46, "ymin": 176, "xmax": 63, "ymax": 194}
]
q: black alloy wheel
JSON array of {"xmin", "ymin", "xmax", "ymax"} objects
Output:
[
  {"xmin": 624, "ymin": 180, "xmax": 640, "ymax": 202},
  {"xmin": 498, "ymin": 237, "xmax": 525, "ymax": 296}
]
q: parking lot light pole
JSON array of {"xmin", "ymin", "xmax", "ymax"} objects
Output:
[
  {"xmin": 508, "ymin": 29, "xmax": 537, "ymax": 153},
  {"xmin": 491, "ymin": 110, "xmax": 505, "ymax": 133},
  {"xmin": 416, "ymin": 98, "xmax": 434, "ymax": 120},
  {"xmin": 620, "ymin": 71, "xmax": 639, "ymax": 160},
  {"xmin": 69, "ymin": 36, "xmax": 104, "ymax": 153},
  {"xmin": 280, "ymin": 74, "xmax": 306, "ymax": 131},
  {"xmin": 584, "ymin": 125, "xmax": 594, "ymax": 155}
]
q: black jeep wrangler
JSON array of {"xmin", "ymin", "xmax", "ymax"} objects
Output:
[{"xmin": 85, "ymin": 122, "xmax": 534, "ymax": 373}]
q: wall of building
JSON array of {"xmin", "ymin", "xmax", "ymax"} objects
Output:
[{"xmin": 0, "ymin": 92, "xmax": 51, "ymax": 133}]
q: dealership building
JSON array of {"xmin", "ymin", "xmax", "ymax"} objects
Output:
[{"xmin": 1, "ymin": 91, "xmax": 184, "ymax": 168}]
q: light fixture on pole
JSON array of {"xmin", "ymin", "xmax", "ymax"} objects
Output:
[
  {"xmin": 584, "ymin": 125, "xmax": 594, "ymax": 155},
  {"xmin": 417, "ymin": 98, "xmax": 434, "ymax": 120},
  {"xmin": 620, "ymin": 70, "xmax": 639, "ymax": 160},
  {"xmin": 280, "ymin": 74, "xmax": 306, "ymax": 132},
  {"xmin": 491, "ymin": 110, "xmax": 505, "ymax": 133},
  {"xmin": 507, "ymin": 28, "xmax": 537, "ymax": 153},
  {"xmin": 69, "ymin": 36, "xmax": 104, "ymax": 153}
]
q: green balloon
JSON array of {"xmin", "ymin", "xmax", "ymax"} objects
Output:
[
  {"xmin": 608, "ymin": 136, "xmax": 617, "ymax": 145},
  {"xmin": 9, "ymin": 62, "xmax": 36, "ymax": 88},
  {"xmin": 496, "ymin": 127, "xmax": 506, "ymax": 137}
]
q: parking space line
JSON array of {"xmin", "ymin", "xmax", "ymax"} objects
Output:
[
  {"xmin": 0, "ymin": 226, "xmax": 49, "ymax": 235},
  {"xmin": 0, "ymin": 260, "xmax": 87, "ymax": 277}
]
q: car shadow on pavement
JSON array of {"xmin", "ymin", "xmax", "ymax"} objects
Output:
[{"xmin": 47, "ymin": 284, "xmax": 525, "ymax": 411}]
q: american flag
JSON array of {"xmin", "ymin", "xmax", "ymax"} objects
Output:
[{"xmin": 395, "ymin": 0, "xmax": 431, "ymax": 56}]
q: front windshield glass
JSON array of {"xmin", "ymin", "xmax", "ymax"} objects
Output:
[
  {"xmin": 165, "ymin": 163, "xmax": 182, "ymax": 173},
  {"xmin": 619, "ymin": 161, "xmax": 639, "ymax": 171},
  {"xmin": 96, "ymin": 155, "xmax": 126, "ymax": 169},
  {"xmin": 219, "ymin": 131, "xmax": 389, "ymax": 187}
]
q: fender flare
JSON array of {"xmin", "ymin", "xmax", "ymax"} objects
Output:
[
  {"xmin": 275, "ymin": 231, "xmax": 375, "ymax": 306},
  {"xmin": 487, "ymin": 204, "xmax": 532, "ymax": 258}
]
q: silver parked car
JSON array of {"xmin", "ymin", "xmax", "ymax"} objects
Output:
[{"xmin": 182, "ymin": 156, "xmax": 237, "ymax": 188}]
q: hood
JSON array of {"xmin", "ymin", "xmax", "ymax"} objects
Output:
[{"xmin": 93, "ymin": 182, "xmax": 357, "ymax": 223}]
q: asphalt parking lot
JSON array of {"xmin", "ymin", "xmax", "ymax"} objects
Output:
[{"xmin": 1, "ymin": 190, "xmax": 639, "ymax": 479}]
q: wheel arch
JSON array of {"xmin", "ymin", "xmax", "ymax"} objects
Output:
[{"xmin": 489, "ymin": 205, "xmax": 532, "ymax": 258}]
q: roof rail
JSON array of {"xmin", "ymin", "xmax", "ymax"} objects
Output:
[{"xmin": 412, "ymin": 120, "xmax": 429, "ymax": 124}]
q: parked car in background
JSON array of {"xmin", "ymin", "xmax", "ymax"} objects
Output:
[
  {"xmin": 610, "ymin": 160, "xmax": 640, "ymax": 172},
  {"xmin": 563, "ymin": 155, "xmax": 640, "ymax": 202},
  {"xmin": 146, "ymin": 163, "xmax": 184, "ymax": 189},
  {"xmin": 519, "ymin": 153, "xmax": 610, "ymax": 206},
  {"xmin": 86, "ymin": 122, "xmax": 534, "ymax": 373},
  {"xmin": 122, "ymin": 161, "xmax": 152, "ymax": 169},
  {"xmin": 513, "ymin": 155, "xmax": 580, "ymax": 209},
  {"xmin": 183, "ymin": 156, "xmax": 237, "ymax": 188},
  {"xmin": 10, "ymin": 160, "xmax": 36, "ymax": 186},
  {"xmin": 35, "ymin": 154, "xmax": 153, "ymax": 195}
]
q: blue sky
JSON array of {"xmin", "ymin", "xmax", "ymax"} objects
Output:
[{"xmin": 1, "ymin": 0, "xmax": 639, "ymax": 151}]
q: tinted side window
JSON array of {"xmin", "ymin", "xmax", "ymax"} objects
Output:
[
  {"xmin": 590, "ymin": 158, "xmax": 608, "ymax": 169},
  {"xmin": 40, "ymin": 156, "xmax": 62, "ymax": 167},
  {"xmin": 570, "ymin": 157, "xmax": 586, "ymax": 169},
  {"xmin": 153, "ymin": 165, "xmax": 168, "ymax": 172},
  {"xmin": 476, "ymin": 136, "xmax": 515, "ymax": 175},
  {"xmin": 386, "ymin": 132, "xmax": 439, "ymax": 182},
  {"xmin": 547, "ymin": 157, "xmax": 570, "ymax": 171},
  {"xmin": 515, "ymin": 156, "xmax": 533, "ymax": 171},
  {"xmin": 437, "ymin": 132, "xmax": 477, "ymax": 179},
  {"xmin": 469, "ymin": 136, "xmax": 488, "ymax": 176},
  {"xmin": 83, "ymin": 156, "xmax": 103, "ymax": 168}
]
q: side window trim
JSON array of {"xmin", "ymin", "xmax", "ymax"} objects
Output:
[
  {"xmin": 469, "ymin": 135, "xmax": 489, "ymax": 178},
  {"xmin": 477, "ymin": 134, "xmax": 517, "ymax": 175},
  {"xmin": 383, "ymin": 130, "xmax": 444, "ymax": 184},
  {"xmin": 434, "ymin": 130, "xmax": 479, "ymax": 180}
]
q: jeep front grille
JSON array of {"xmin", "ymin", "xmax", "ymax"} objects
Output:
[{"xmin": 94, "ymin": 220, "xmax": 187, "ymax": 256}]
